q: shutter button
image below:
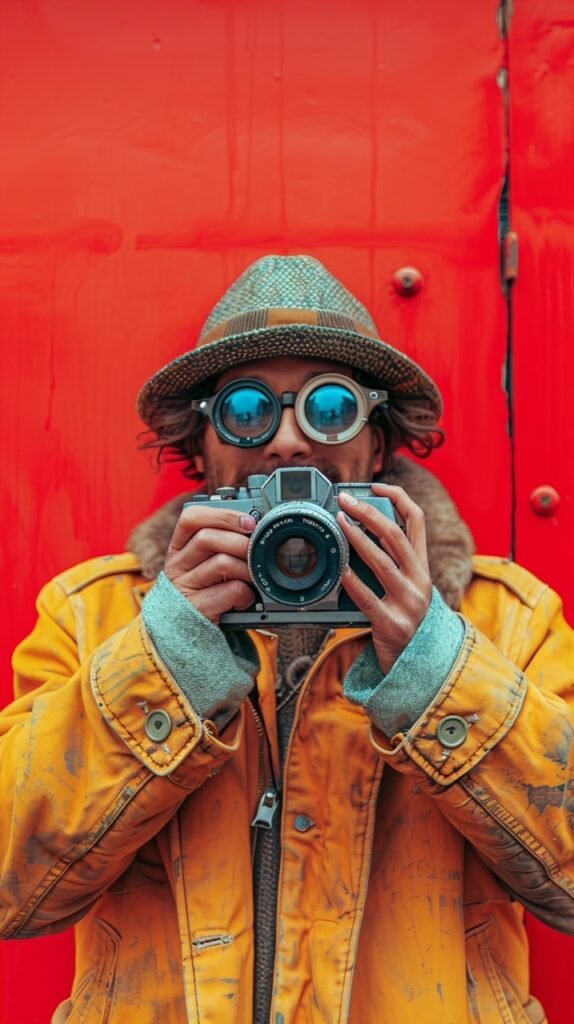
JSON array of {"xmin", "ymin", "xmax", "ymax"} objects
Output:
[
  {"xmin": 144, "ymin": 709, "xmax": 172, "ymax": 742},
  {"xmin": 436, "ymin": 716, "xmax": 468, "ymax": 748}
]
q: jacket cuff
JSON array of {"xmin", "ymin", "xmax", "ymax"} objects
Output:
[
  {"xmin": 369, "ymin": 622, "xmax": 529, "ymax": 785},
  {"xmin": 343, "ymin": 587, "xmax": 465, "ymax": 735},
  {"xmin": 142, "ymin": 571, "xmax": 257, "ymax": 721},
  {"xmin": 90, "ymin": 614, "xmax": 245, "ymax": 779}
]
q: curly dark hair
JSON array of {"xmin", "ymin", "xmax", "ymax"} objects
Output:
[{"xmin": 138, "ymin": 371, "xmax": 444, "ymax": 480}]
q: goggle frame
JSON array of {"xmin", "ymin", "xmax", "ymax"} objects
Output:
[{"xmin": 191, "ymin": 373, "xmax": 388, "ymax": 447}]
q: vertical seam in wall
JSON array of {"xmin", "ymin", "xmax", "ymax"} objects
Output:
[{"xmin": 498, "ymin": 0, "xmax": 516, "ymax": 561}]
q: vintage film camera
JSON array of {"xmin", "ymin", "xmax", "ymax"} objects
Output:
[{"xmin": 185, "ymin": 466, "xmax": 401, "ymax": 627}]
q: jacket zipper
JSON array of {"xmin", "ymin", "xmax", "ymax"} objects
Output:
[
  {"xmin": 248, "ymin": 695, "xmax": 281, "ymax": 861},
  {"xmin": 248, "ymin": 696, "xmax": 268, "ymax": 807},
  {"xmin": 251, "ymin": 786, "xmax": 280, "ymax": 828}
]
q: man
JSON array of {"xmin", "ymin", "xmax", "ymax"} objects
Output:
[{"xmin": 2, "ymin": 255, "xmax": 573, "ymax": 1024}]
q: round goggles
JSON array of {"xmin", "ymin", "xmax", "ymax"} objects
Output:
[{"xmin": 191, "ymin": 374, "xmax": 388, "ymax": 447}]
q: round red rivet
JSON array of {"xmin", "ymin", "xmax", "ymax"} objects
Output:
[
  {"xmin": 529, "ymin": 486, "xmax": 560, "ymax": 516},
  {"xmin": 392, "ymin": 266, "xmax": 423, "ymax": 296}
]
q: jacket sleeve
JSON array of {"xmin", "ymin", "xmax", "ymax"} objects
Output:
[
  {"xmin": 0, "ymin": 574, "xmax": 244, "ymax": 940},
  {"xmin": 368, "ymin": 569, "xmax": 574, "ymax": 935}
]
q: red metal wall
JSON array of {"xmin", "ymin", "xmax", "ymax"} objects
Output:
[
  {"xmin": 508, "ymin": 3, "xmax": 574, "ymax": 1019},
  {"xmin": 0, "ymin": 1, "xmax": 571, "ymax": 1020}
]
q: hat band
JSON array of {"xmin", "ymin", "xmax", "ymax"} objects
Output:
[{"xmin": 197, "ymin": 306, "xmax": 380, "ymax": 348}]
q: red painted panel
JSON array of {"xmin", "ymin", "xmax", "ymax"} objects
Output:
[
  {"xmin": 1, "ymin": 1, "xmax": 511, "ymax": 1019},
  {"xmin": 508, "ymin": 0, "xmax": 574, "ymax": 615},
  {"xmin": 508, "ymin": 3, "xmax": 574, "ymax": 1021}
]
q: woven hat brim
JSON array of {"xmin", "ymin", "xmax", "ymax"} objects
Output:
[{"xmin": 137, "ymin": 324, "xmax": 442, "ymax": 424}]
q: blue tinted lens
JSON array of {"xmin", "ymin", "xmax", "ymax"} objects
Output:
[
  {"xmin": 220, "ymin": 386, "xmax": 274, "ymax": 438},
  {"xmin": 305, "ymin": 384, "xmax": 358, "ymax": 436}
]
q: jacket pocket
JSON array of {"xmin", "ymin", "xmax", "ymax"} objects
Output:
[
  {"xmin": 466, "ymin": 922, "xmax": 546, "ymax": 1024},
  {"xmin": 65, "ymin": 919, "xmax": 120, "ymax": 1024}
]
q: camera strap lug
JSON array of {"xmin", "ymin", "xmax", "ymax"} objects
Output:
[{"xmin": 251, "ymin": 786, "xmax": 280, "ymax": 830}]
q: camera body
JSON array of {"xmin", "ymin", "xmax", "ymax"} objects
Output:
[{"xmin": 184, "ymin": 467, "xmax": 400, "ymax": 627}]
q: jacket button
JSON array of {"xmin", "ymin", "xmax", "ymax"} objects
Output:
[
  {"xmin": 436, "ymin": 715, "xmax": 468, "ymax": 748},
  {"xmin": 144, "ymin": 709, "xmax": 172, "ymax": 742},
  {"xmin": 294, "ymin": 814, "xmax": 314, "ymax": 833}
]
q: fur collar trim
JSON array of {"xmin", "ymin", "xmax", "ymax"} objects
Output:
[{"xmin": 127, "ymin": 457, "xmax": 474, "ymax": 610}]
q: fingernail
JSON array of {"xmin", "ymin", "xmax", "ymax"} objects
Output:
[
  {"xmin": 339, "ymin": 491, "xmax": 358, "ymax": 506},
  {"xmin": 336, "ymin": 510, "xmax": 353, "ymax": 527},
  {"xmin": 240, "ymin": 514, "xmax": 257, "ymax": 531}
]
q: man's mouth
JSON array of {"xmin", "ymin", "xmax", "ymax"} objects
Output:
[{"xmin": 238, "ymin": 460, "xmax": 342, "ymax": 487}]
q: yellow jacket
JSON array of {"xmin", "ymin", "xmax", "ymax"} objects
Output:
[
  {"xmin": 1, "ymin": 552, "xmax": 573, "ymax": 1023},
  {"xmin": 1, "ymin": 459, "xmax": 573, "ymax": 1024}
]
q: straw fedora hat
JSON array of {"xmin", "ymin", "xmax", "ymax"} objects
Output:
[{"xmin": 136, "ymin": 255, "xmax": 442, "ymax": 424}]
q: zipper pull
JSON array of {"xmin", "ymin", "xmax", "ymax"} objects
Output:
[{"xmin": 251, "ymin": 787, "xmax": 279, "ymax": 830}]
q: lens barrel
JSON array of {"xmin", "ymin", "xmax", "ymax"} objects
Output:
[{"xmin": 248, "ymin": 503, "xmax": 348, "ymax": 606}]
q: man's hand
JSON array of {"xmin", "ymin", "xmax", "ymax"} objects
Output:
[
  {"xmin": 337, "ymin": 483, "xmax": 432, "ymax": 674},
  {"xmin": 164, "ymin": 506, "xmax": 257, "ymax": 624}
]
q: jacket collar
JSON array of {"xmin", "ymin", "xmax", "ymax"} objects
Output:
[{"xmin": 126, "ymin": 456, "xmax": 474, "ymax": 610}]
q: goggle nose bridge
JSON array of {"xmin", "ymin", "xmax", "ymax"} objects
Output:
[{"xmin": 277, "ymin": 391, "xmax": 296, "ymax": 409}]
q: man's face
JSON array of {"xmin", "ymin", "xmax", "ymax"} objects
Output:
[{"xmin": 194, "ymin": 356, "xmax": 385, "ymax": 492}]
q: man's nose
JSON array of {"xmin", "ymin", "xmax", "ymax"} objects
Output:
[{"xmin": 262, "ymin": 408, "xmax": 313, "ymax": 461}]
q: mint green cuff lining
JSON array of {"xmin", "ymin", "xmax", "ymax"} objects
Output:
[
  {"xmin": 343, "ymin": 586, "xmax": 465, "ymax": 736},
  {"xmin": 142, "ymin": 571, "xmax": 258, "ymax": 721}
]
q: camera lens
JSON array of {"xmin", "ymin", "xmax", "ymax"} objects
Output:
[
  {"xmin": 274, "ymin": 536, "xmax": 318, "ymax": 578},
  {"xmin": 248, "ymin": 504, "xmax": 348, "ymax": 606}
]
